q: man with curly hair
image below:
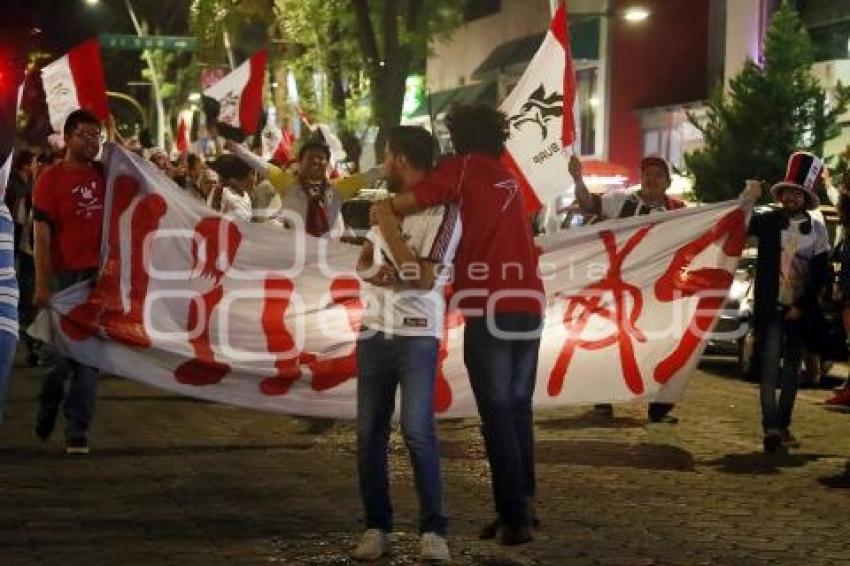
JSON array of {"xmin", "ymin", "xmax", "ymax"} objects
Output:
[{"xmin": 372, "ymin": 103, "xmax": 544, "ymax": 546}]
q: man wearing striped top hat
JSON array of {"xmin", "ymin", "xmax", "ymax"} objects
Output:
[{"xmin": 746, "ymin": 151, "xmax": 831, "ymax": 454}]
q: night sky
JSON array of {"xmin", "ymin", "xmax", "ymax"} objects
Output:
[{"xmin": 2, "ymin": 0, "xmax": 190, "ymax": 55}]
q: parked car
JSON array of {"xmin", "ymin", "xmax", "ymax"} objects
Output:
[{"xmin": 706, "ymin": 246, "xmax": 757, "ymax": 377}]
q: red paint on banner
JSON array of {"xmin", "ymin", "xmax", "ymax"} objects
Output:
[
  {"xmin": 174, "ymin": 218, "xmax": 243, "ymax": 386},
  {"xmin": 547, "ymin": 208, "xmax": 746, "ymax": 398},
  {"xmin": 653, "ymin": 208, "xmax": 747, "ymax": 382},
  {"xmin": 548, "ymin": 226, "xmax": 653, "ymax": 397},
  {"xmin": 306, "ymin": 277, "xmax": 362, "ymax": 392},
  {"xmin": 257, "ymin": 277, "xmax": 302, "ymax": 396}
]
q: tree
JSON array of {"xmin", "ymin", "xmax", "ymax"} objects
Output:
[
  {"xmin": 270, "ymin": 2, "xmax": 359, "ymax": 125},
  {"xmin": 350, "ymin": 0, "xmax": 461, "ymax": 159},
  {"xmin": 100, "ymin": 0, "xmax": 195, "ymax": 147},
  {"xmin": 685, "ymin": 1, "xmax": 850, "ymax": 203},
  {"xmin": 192, "ymin": 0, "xmax": 463, "ymax": 160}
]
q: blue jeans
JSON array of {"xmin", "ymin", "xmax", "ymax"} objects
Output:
[
  {"xmin": 356, "ymin": 330, "xmax": 447, "ymax": 536},
  {"xmin": 36, "ymin": 271, "xmax": 99, "ymax": 441},
  {"xmin": 463, "ymin": 313, "xmax": 542, "ymax": 528},
  {"xmin": 0, "ymin": 331, "xmax": 18, "ymax": 423},
  {"xmin": 757, "ymin": 307, "xmax": 804, "ymax": 432}
]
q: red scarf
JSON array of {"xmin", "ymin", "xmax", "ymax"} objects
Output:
[{"xmin": 305, "ymin": 186, "xmax": 330, "ymax": 237}]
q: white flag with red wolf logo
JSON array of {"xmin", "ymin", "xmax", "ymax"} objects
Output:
[
  {"xmin": 501, "ymin": 1, "xmax": 575, "ymax": 214},
  {"xmin": 29, "ymin": 144, "xmax": 752, "ymax": 419}
]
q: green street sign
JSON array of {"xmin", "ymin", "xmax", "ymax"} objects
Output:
[{"xmin": 100, "ymin": 34, "xmax": 197, "ymax": 52}]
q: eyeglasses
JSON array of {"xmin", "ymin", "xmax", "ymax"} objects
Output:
[{"xmin": 73, "ymin": 128, "xmax": 102, "ymax": 142}]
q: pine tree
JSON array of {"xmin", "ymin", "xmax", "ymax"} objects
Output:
[{"xmin": 686, "ymin": 1, "xmax": 850, "ymax": 202}]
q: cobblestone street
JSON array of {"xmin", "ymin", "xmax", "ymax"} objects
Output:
[{"xmin": 1, "ymin": 354, "xmax": 849, "ymax": 565}]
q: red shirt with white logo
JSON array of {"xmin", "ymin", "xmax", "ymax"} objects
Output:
[
  {"xmin": 32, "ymin": 161, "xmax": 105, "ymax": 272},
  {"xmin": 412, "ymin": 154, "xmax": 544, "ymax": 315}
]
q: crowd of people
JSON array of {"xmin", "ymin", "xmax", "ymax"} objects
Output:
[{"xmin": 3, "ymin": 100, "xmax": 850, "ymax": 563}]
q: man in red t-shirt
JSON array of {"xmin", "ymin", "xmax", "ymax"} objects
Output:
[
  {"xmin": 372, "ymin": 104, "xmax": 544, "ymax": 545},
  {"xmin": 32, "ymin": 109, "xmax": 106, "ymax": 454}
]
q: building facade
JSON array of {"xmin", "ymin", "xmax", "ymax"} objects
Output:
[{"xmin": 419, "ymin": 0, "xmax": 850, "ymax": 187}]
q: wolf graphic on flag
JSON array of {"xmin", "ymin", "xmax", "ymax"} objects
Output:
[{"xmin": 509, "ymin": 84, "xmax": 564, "ymax": 141}]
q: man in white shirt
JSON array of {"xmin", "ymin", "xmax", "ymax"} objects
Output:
[{"xmin": 351, "ymin": 126, "xmax": 460, "ymax": 563}]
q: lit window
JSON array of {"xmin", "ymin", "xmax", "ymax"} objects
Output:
[{"xmin": 577, "ymin": 68, "xmax": 598, "ymax": 155}]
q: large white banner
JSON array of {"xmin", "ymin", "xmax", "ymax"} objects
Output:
[{"xmin": 33, "ymin": 145, "xmax": 750, "ymax": 418}]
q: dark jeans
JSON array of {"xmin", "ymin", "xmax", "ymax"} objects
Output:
[
  {"xmin": 464, "ymin": 313, "xmax": 542, "ymax": 528},
  {"xmin": 17, "ymin": 253, "xmax": 37, "ymax": 353},
  {"xmin": 356, "ymin": 330, "xmax": 447, "ymax": 536},
  {"xmin": 17, "ymin": 253, "xmax": 35, "ymax": 328},
  {"xmin": 0, "ymin": 331, "xmax": 17, "ymax": 423},
  {"xmin": 36, "ymin": 270, "xmax": 99, "ymax": 441},
  {"xmin": 757, "ymin": 307, "xmax": 804, "ymax": 432}
]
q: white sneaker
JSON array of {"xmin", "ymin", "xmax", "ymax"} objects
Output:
[
  {"xmin": 420, "ymin": 532, "xmax": 450, "ymax": 562},
  {"xmin": 352, "ymin": 529, "xmax": 388, "ymax": 561}
]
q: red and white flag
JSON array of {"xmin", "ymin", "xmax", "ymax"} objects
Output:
[
  {"xmin": 202, "ymin": 50, "xmax": 268, "ymax": 141},
  {"xmin": 501, "ymin": 1, "xmax": 576, "ymax": 214},
  {"xmin": 40, "ymin": 38, "xmax": 109, "ymax": 133}
]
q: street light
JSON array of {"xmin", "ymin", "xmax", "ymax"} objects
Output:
[
  {"xmin": 567, "ymin": 6, "xmax": 652, "ymax": 25},
  {"xmin": 623, "ymin": 6, "xmax": 651, "ymax": 24},
  {"xmin": 84, "ymin": 0, "xmax": 100, "ymax": 6}
]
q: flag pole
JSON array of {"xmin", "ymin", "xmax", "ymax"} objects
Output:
[
  {"xmin": 563, "ymin": 0, "xmax": 578, "ymax": 156},
  {"xmin": 427, "ymin": 88, "xmax": 439, "ymax": 156}
]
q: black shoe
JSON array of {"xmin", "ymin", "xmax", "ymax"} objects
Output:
[
  {"xmin": 818, "ymin": 472, "xmax": 850, "ymax": 489},
  {"xmin": 780, "ymin": 429, "xmax": 800, "ymax": 448},
  {"xmin": 34, "ymin": 413, "xmax": 57, "ymax": 441},
  {"xmin": 649, "ymin": 414, "xmax": 679, "ymax": 424},
  {"xmin": 65, "ymin": 437, "xmax": 89, "ymax": 454},
  {"xmin": 763, "ymin": 433, "xmax": 783, "ymax": 454},
  {"xmin": 593, "ymin": 404, "xmax": 614, "ymax": 418},
  {"xmin": 479, "ymin": 518, "xmax": 501, "ymax": 540},
  {"xmin": 648, "ymin": 403, "xmax": 677, "ymax": 423},
  {"xmin": 499, "ymin": 525, "xmax": 533, "ymax": 546}
]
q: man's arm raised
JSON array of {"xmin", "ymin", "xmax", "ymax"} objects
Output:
[
  {"xmin": 225, "ymin": 139, "xmax": 297, "ymax": 196},
  {"xmin": 569, "ymin": 154, "xmax": 599, "ymax": 215}
]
